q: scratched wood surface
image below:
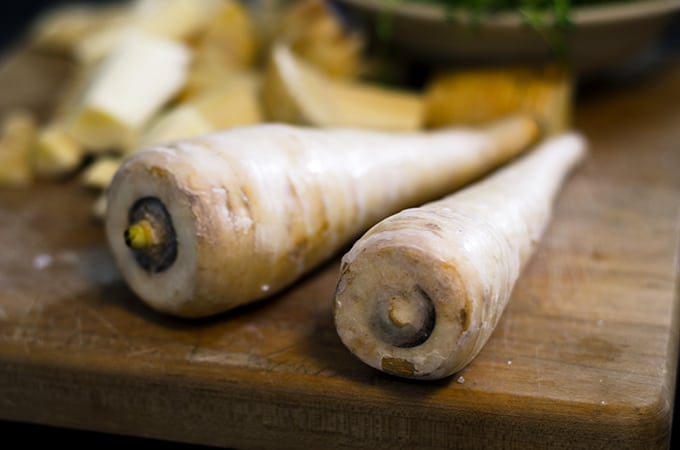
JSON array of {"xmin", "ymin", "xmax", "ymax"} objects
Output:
[{"xmin": 0, "ymin": 48, "xmax": 679, "ymax": 449}]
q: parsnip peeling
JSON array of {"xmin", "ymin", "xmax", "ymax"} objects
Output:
[
  {"xmin": 334, "ymin": 133, "xmax": 586, "ymax": 380},
  {"xmin": 106, "ymin": 117, "xmax": 538, "ymax": 317},
  {"xmin": 263, "ymin": 44, "xmax": 423, "ymax": 130}
]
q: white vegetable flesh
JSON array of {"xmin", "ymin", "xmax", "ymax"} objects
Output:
[
  {"xmin": 70, "ymin": 31, "xmax": 191, "ymax": 151},
  {"xmin": 333, "ymin": 133, "xmax": 586, "ymax": 380}
]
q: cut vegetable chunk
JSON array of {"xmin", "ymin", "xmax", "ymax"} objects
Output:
[{"xmin": 69, "ymin": 32, "xmax": 191, "ymax": 152}]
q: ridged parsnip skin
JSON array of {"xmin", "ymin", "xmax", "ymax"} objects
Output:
[
  {"xmin": 106, "ymin": 118, "xmax": 537, "ymax": 317},
  {"xmin": 334, "ymin": 134, "xmax": 586, "ymax": 380}
]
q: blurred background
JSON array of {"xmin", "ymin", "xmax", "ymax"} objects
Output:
[{"xmin": 0, "ymin": 0, "xmax": 679, "ymax": 448}]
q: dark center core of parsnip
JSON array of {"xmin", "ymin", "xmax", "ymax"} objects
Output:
[
  {"xmin": 125, "ymin": 196, "xmax": 178, "ymax": 273},
  {"xmin": 375, "ymin": 285, "xmax": 435, "ymax": 348}
]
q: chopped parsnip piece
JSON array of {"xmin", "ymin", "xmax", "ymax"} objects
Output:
[
  {"xmin": 69, "ymin": 31, "xmax": 191, "ymax": 152},
  {"xmin": 0, "ymin": 110, "xmax": 37, "ymax": 187},
  {"xmin": 81, "ymin": 157, "xmax": 122, "ymax": 189},
  {"xmin": 33, "ymin": 125, "xmax": 84, "ymax": 179}
]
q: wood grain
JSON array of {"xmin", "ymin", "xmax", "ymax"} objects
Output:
[{"xmin": 0, "ymin": 48, "xmax": 678, "ymax": 449}]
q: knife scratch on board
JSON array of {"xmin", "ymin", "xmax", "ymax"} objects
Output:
[{"xmin": 81, "ymin": 302, "xmax": 121, "ymax": 336}]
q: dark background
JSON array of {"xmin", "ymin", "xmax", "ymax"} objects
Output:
[
  {"xmin": 0, "ymin": 0, "xmax": 121, "ymax": 53},
  {"xmin": 0, "ymin": 0, "xmax": 678, "ymax": 448}
]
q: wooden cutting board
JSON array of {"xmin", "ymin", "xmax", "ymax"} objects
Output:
[{"xmin": 0, "ymin": 48, "xmax": 678, "ymax": 449}]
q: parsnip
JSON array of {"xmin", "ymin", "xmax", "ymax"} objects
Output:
[
  {"xmin": 106, "ymin": 116, "xmax": 538, "ymax": 318},
  {"xmin": 263, "ymin": 44, "xmax": 423, "ymax": 130},
  {"xmin": 69, "ymin": 31, "xmax": 191, "ymax": 152},
  {"xmin": 333, "ymin": 133, "xmax": 586, "ymax": 380}
]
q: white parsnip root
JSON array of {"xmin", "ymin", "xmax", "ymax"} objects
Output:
[
  {"xmin": 106, "ymin": 117, "xmax": 538, "ymax": 317},
  {"xmin": 333, "ymin": 133, "xmax": 586, "ymax": 380}
]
